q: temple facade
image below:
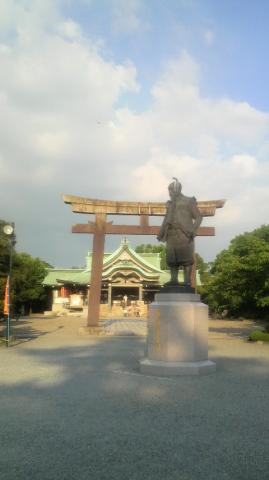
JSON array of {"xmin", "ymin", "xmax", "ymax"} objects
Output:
[{"xmin": 43, "ymin": 239, "xmax": 200, "ymax": 317}]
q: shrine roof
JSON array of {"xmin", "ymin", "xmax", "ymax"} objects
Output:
[
  {"xmin": 43, "ymin": 269, "xmax": 88, "ymax": 286},
  {"xmin": 139, "ymin": 253, "xmax": 162, "ymax": 269},
  {"xmin": 43, "ymin": 239, "xmax": 201, "ymax": 286},
  {"xmin": 102, "ymin": 238, "xmax": 163, "ymax": 273},
  {"xmin": 43, "ymin": 240, "xmax": 163, "ymax": 286},
  {"xmin": 102, "ymin": 264, "xmax": 159, "ymax": 280}
]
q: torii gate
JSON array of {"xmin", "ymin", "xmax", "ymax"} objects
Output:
[{"xmin": 63, "ymin": 195, "xmax": 225, "ymax": 328}]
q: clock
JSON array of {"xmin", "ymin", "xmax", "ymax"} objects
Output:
[{"xmin": 3, "ymin": 224, "xmax": 14, "ymax": 235}]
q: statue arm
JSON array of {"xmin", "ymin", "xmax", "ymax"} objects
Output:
[
  {"xmin": 157, "ymin": 214, "xmax": 168, "ymax": 241},
  {"xmin": 190, "ymin": 198, "xmax": 202, "ymax": 236},
  {"xmin": 157, "ymin": 201, "xmax": 171, "ymax": 241}
]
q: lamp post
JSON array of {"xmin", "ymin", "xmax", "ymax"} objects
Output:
[{"xmin": 3, "ymin": 223, "xmax": 16, "ymax": 346}]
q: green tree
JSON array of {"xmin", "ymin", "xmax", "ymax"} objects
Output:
[
  {"xmin": 135, "ymin": 243, "xmax": 164, "ymax": 254},
  {"xmin": 12, "ymin": 253, "xmax": 51, "ymax": 315},
  {"xmin": 0, "ymin": 219, "xmax": 51, "ymax": 316},
  {"xmin": 0, "ymin": 221, "xmax": 16, "ymax": 315},
  {"xmin": 202, "ymin": 230, "xmax": 269, "ymax": 317},
  {"xmin": 195, "ymin": 253, "xmax": 209, "ymax": 283},
  {"xmin": 135, "ymin": 243, "xmax": 167, "ymax": 269},
  {"xmin": 0, "ymin": 220, "xmax": 15, "ymax": 275},
  {"xmin": 135, "ymin": 243, "xmax": 207, "ymax": 273},
  {"xmin": 252, "ymin": 224, "xmax": 269, "ymax": 243}
]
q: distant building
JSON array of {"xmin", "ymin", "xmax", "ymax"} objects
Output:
[{"xmin": 43, "ymin": 238, "xmax": 200, "ymax": 317}]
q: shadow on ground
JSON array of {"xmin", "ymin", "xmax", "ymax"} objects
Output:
[
  {"xmin": 0, "ymin": 331, "xmax": 269, "ymax": 480},
  {"xmin": 0, "ymin": 319, "xmax": 66, "ymax": 346}
]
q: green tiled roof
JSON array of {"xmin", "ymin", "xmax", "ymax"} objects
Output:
[
  {"xmin": 43, "ymin": 239, "xmax": 201, "ymax": 287},
  {"xmin": 43, "ymin": 269, "xmax": 84, "ymax": 286},
  {"xmin": 102, "ymin": 239, "xmax": 163, "ymax": 273},
  {"xmin": 102, "ymin": 263, "xmax": 159, "ymax": 280},
  {"xmin": 139, "ymin": 253, "xmax": 162, "ymax": 269}
]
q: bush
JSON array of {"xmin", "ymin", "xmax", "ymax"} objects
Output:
[
  {"xmin": 249, "ymin": 331, "xmax": 269, "ymax": 342},
  {"xmin": 202, "ymin": 228, "xmax": 269, "ymax": 318},
  {"xmin": 264, "ymin": 323, "xmax": 269, "ymax": 334}
]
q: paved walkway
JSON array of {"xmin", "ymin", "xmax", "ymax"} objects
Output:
[
  {"xmin": 103, "ymin": 317, "xmax": 261, "ymax": 338},
  {"xmin": 0, "ymin": 315, "xmax": 263, "ymax": 341},
  {"xmin": 0, "ymin": 320, "xmax": 268, "ymax": 480}
]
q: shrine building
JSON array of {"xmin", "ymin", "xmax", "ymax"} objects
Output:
[{"xmin": 43, "ymin": 238, "xmax": 201, "ymax": 317}]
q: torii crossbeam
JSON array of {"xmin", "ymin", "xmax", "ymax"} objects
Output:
[{"xmin": 63, "ymin": 195, "xmax": 225, "ymax": 328}]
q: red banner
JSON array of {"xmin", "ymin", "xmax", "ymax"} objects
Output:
[{"xmin": 4, "ymin": 276, "xmax": 9, "ymax": 315}]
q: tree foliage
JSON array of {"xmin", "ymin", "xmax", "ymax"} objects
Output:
[
  {"xmin": 135, "ymin": 243, "xmax": 168, "ymax": 269},
  {"xmin": 0, "ymin": 220, "xmax": 14, "ymax": 276},
  {"xmin": 135, "ymin": 243, "xmax": 165, "ymax": 254},
  {"xmin": 202, "ymin": 226, "xmax": 269, "ymax": 318},
  {"xmin": 0, "ymin": 220, "xmax": 51, "ymax": 316},
  {"xmin": 195, "ymin": 253, "xmax": 209, "ymax": 283},
  {"xmin": 0, "ymin": 220, "xmax": 15, "ymax": 315},
  {"xmin": 135, "ymin": 243, "xmax": 207, "ymax": 275},
  {"xmin": 12, "ymin": 253, "xmax": 51, "ymax": 314}
]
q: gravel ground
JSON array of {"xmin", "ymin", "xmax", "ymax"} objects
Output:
[
  {"xmin": 0, "ymin": 316, "xmax": 268, "ymax": 480},
  {"xmin": 0, "ymin": 314, "xmax": 262, "ymax": 339}
]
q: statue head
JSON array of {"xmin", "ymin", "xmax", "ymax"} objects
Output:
[{"xmin": 168, "ymin": 178, "xmax": 182, "ymax": 199}]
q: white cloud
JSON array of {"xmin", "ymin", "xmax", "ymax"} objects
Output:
[
  {"xmin": 1, "ymin": 2, "xmax": 269, "ymax": 264},
  {"xmin": 56, "ymin": 20, "xmax": 83, "ymax": 40},
  {"xmin": 0, "ymin": 0, "xmax": 62, "ymax": 37},
  {"xmin": 111, "ymin": 0, "xmax": 147, "ymax": 35},
  {"xmin": 204, "ymin": 30, "xmax": 214, "ymax": 45},
  {"xmin": 0, "ymin": 7, "xmax": 139, "ymax": 189},
  {"xmin": 230, "ymin": 154, "xmax": 258, "ymax": 178},
  {"xmin": 114, "ymin": 53, "xmax": 269, "ymax": 260}
]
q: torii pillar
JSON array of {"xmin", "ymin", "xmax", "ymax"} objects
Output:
[{"xmin": 63, "ymin": 195, "xmax": 225, "ymax": 329}]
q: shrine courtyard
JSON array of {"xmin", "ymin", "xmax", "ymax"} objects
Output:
[{"xmin": 0, "ymin": 316, "xmax": 269, "ymax": 480}]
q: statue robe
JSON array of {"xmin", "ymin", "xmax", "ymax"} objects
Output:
[{"xmin": 158, "ymin": 194, "xmax": 202, "ymax": 267}]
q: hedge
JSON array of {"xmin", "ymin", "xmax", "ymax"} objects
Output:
[{"xmin": 249, "ymin": 331, "xmax": 269, "ymax": 342}]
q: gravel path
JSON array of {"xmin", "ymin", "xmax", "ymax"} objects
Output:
[
  {"xmin": 0, "ymin": 316, "xmax": 268, "ymax": 480},
  {"xmin": 0, "ymin": 315, "xmax": 262, "ymax": 340}
]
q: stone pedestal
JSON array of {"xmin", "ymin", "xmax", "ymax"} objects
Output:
[{"xmin": 140, "ymin": 292, "xmax": 216, "ymax": 376}]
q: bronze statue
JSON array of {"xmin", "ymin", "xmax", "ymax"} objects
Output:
[{"xmin": 157, "ymin": 178, "xmax": 202, "ymax": 286}]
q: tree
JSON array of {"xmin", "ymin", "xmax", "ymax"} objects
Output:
[
  {"xmin": 135, "ymin": 243, "xmax": 167, "ymax": 269},
  {"xmin": 12, "ymin": 253, "xmax": 51, "ymax": 315},
  {"xmin": 0, "ymin": 220, "xmax": 16, "ymax": 315},
  {"xmin": 0, "ymin": 219, "xmax": 51, "ymax": 316},
  {"xmin": 252, "ymin": 224, "xmax": 269, "ymax": 243},
  {"xmin": 0, "ymin": 220, "xmax": 15, "ymax": 275},
  {"xmin": 195, "ymin": 253, "xmax": 209, "ymax": 283},
  {"xmin": 135, "ymin": 243, "xmax": 164, "ymax": 254},
  {"xmin": 202, "ymin": 229, "xmax": 269, "ymax": 318},
  {"xmin": 135, "ymin": 243, "xmax": 207, "ymax": 274}
]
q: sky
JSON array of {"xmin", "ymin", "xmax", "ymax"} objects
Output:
[{"xmin": 1, "ymin": 0, "xmax": 269, "ymax": 267}]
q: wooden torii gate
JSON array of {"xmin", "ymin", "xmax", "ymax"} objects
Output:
[{"xmin": 63, "ymin": 195, "xmax": 225, "ymax": 328}]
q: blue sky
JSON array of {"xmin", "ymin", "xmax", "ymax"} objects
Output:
[
  {"xmin": 64, "ymin": 0, "xmax": 269, "ymax": 111},
  {"xmin": 0, "ymin": 0, "xmax": 269, "ymax": 266}
]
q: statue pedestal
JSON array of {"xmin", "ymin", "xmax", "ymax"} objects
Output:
[{"xmin": 140, "ymin": 292, "xmax": 216, "ymax": 376}]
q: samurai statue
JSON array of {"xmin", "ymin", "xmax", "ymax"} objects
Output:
[{"xmin": 157, "ymin": 178, "xmax": 202, "ymax": 286}]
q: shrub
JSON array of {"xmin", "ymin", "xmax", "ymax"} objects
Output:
[
  {"xmin": 249, "ymin": 331, "xmax": 269, "ymax": 342},
  {"xmin": 264, "ymin": 323, "xmax": 269, "ymax": 334}
]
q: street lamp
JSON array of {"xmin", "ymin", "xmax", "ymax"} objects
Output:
[{"xmin": 3, "ymin": 223, "xmax": 16, "ymax": 346}]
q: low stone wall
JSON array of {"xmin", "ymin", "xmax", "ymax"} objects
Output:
[
  {"xmin": 100, "ymin": 301, "xmax": 148, "ymax": 318},
  {"xmin": 46, "ymin": 301, "xmax": 149, "ymax": 318}
]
